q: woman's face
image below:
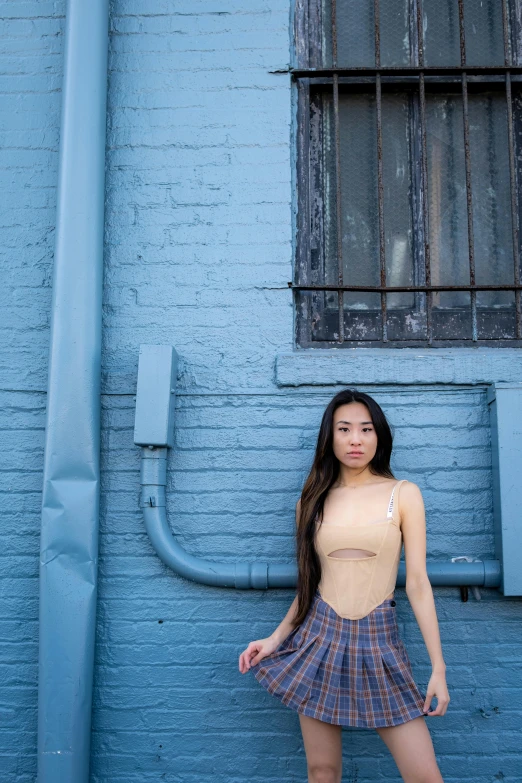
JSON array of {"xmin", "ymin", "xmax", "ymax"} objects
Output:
[{"xmin": 332, "ymin": 402, "xmax": 378, "ymax": 470}]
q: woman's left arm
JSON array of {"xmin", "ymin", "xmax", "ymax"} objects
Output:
[{"xmin": 400, "ymin": 480, "xmax": 450, "ymax": 717}]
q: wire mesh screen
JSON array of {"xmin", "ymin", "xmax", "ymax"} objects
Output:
[{"xmin": 293, "ymin": 0, "xmax": 522, "ymax": 346}]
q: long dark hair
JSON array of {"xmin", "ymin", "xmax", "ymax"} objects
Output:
[{"xmin": 293, "ymin": 389, "xmax": 395, "ymax": 627}]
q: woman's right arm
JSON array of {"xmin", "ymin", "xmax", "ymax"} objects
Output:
[
  {"xmin": 238, "ymin": 500, "xmax": 301, "ymax": 673},
  {"xmin": 267, "ymin": 595, "xmax": 298, "ymax": 647}
]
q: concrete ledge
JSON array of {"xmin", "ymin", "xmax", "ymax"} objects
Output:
[{"xmin": 275, "ymin": 348, "xmax": 522, "ymax": 387}]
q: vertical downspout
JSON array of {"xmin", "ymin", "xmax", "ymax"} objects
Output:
[{"xmin": 37, "ymin": 2, "xmax": 109, "ymax": 782}]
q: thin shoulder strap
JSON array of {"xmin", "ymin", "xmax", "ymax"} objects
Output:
[{"xmin": 387, "ymin": 479, "xmax": 407, "ymax": 519}]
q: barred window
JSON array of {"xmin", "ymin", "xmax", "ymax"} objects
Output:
[{"xmin": 292, "ymin": 0, "xmax": 522, "ymax": 347}]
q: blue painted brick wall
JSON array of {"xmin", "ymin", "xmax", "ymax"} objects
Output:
[
  {"xmin": 0, "ymin": 2, "xmax": 65, "ymax": 781},
  {"xmin": 1, "ymin": 2, "xmax": 522, "ymax": 782}
]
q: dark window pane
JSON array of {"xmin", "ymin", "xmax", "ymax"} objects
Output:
[
  {"xmin": 318, "ymin": 0, "xmax": 511, "ymax": 68},
  {"xmin": 320, "ymin": 90, "xmax": 425, "ymax": 341},
  {"xmin": 421, "ymin": 0, "xmax": 461, "ymax": 66},
  {"xmin": 426, "ymin": 93, "xmax": 470, "ymax": 305},
  {"xmin": 314, "ymin": 92, "xmax": 381, "ymax": 337},
  {"xmin": 338, "ymin": 93, "xmax": 379, "ymax": 289},
  {"xmin": 463, "ymin": 0, "xmax": 506, "ymax": 66},
  {"xmin": 382, "ymin": 93, "xmax": 415, "ymax": 310},
  {"xmin": 423, "ymin": 0, "xmax": 509, "ymax": 66},
  {"xmin": 334, "ymin": 0, "xmax": 375, "ymax": 66},
  {"xmin": 337, "ymin": 92, "xmax": 415, "ymax": 308},
  {"xmin": 427, "ymin": 90, "xmax": 514, "ymax": 305},
  {"xmin": 469, "ymin": 91, "xmax": 514, "ymax": 300},
  {"xmin": 379, "ymin": 0, "xmax": 411, "ymax": 66},
  {"xmin": 332, "ymin": 92, "xmax": 414, "ymax": 293},
  {"xmin": 321, "ymin": 0, "xmax": 411, "ymax": 67}
]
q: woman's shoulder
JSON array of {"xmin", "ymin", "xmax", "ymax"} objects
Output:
[
  {"xmin": 395, "ymin": 479, "xmax": 425, "ymax": 507},
  {"xmin": 393, "ymin": 478, "xmax": 420, "ymax": 492}
]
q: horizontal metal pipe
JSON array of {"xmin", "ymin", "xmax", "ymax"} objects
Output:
[{"xmin": 139, "ymin": 448, "xmax": 501, "ymax": 590}]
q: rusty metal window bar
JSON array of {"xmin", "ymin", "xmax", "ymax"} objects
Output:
[{"xmin": 292, "ymin": 0, "xmax": 522, "ymax": 347}]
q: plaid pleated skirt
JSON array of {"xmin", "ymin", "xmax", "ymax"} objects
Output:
[{"xmin": 251, "ymin": 589, "xmax": 426, "ymax": 728}]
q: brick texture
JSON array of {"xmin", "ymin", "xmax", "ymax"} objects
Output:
[{"xmin": 0, "ymin": 1, "xmax": 65, "ymax": 781}]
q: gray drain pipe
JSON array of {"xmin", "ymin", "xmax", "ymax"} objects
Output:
[
  {"xmin": 37, "ymin": 2, "xmax": 109, "ymax": 782},
  {"xmin": 134, "ymin": 345, "xmax": 502, "ymax": 591}
]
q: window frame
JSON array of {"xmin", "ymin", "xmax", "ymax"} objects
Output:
[{"xmin": 292, "ymin": 0, "xmax": 522, "ymax": 348}]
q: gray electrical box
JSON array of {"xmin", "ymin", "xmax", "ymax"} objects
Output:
[
  {"xmin": 487, "ymin": 382, "xmax": 522, "ymax": 596},
  {"xmin": 133, "ymin": 345, "xmax": 178, "ymax": 447}
]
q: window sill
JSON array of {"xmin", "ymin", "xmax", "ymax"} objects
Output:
[{"xmin": 275, "ymin": 347, "xmax": 522, "ymax": 387}]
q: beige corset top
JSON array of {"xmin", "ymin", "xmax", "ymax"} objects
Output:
[{"xmin": 314, "ymin": 480, "xmax": 407, "ymax": 620}]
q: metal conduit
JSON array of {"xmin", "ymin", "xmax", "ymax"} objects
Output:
[
  {"xmin": 140, "ymin": 448, "xmax": 295, "ymax": 589},
  {"xmin": 138, "ymin": 446, "xmax": 501, "ymax": 590}
]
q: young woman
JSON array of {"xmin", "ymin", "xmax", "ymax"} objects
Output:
[{"xmin": 239, "ymin": 388, "xmax": 449, "ymax": 783}]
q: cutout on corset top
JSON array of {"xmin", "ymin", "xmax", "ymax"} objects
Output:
[{"xmin": 327, "ymin": 548, "xmax": 377, "ymax": 559}]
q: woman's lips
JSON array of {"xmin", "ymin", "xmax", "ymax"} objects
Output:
[{"xmin": 348, "ymin": 451, "xmax": 363, "ymax": 456}]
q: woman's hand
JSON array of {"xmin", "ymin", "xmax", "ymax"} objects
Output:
[
  {"xmin": 238, "ymin": 636, "xmax": 280, "ymax": 674},
  {"xmin": 422, "ymin": 670, "xmax": 450, "ymax": 716}
]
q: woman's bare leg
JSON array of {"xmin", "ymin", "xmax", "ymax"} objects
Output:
[
  {"xmin": 298, "ymin": 713, "xmax": 343, "ymax": 783},
  {"xmin": 375, "ymin": 716, "xmax": 443, "ymax": 783}
]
